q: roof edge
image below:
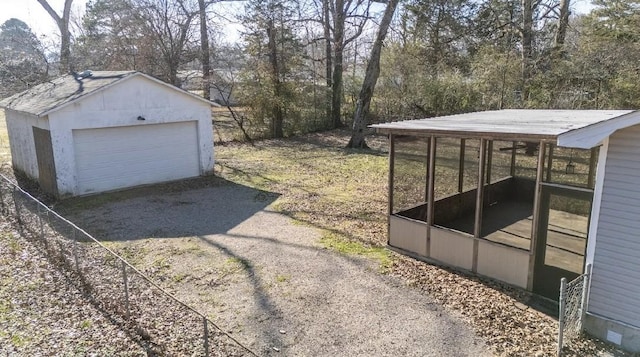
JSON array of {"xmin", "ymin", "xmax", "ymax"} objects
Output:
[
  {"xmin": 557, "ymin": 110, "xmax": 639, "ymax": 149},
  {"xmin": 39, "ymin": 71, "xmax": 136, "ymax": 116},
  {"xmin": 370, "ymin": 126, "xmax": 558, "ymax": 142},
  {"xmin": 39, "ymin": 71, "xmax": 219, "ymax": 117},
  {"xmin": 132, "ymin": 72, "xmax": 221, "ymax": 108}
]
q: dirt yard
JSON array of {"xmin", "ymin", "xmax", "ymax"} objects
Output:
[{"xmin": 60, "ymin": 179, "xmax": 490, "ymax": 356}]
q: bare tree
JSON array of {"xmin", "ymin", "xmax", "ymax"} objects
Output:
[
  {"xmin": 521, "ymin": 0, "xmax": 534, "ymax": 104},
  {"xmin": 199, "ymin": 0, "xmax": 211, "ymax": 99},
  {"xmin": 37, "ymin": 0, "xmax": 73, "ymax": 73},
  {"xmin": 135, "ymin": 0, "xmax": 198, "ymax": 86},
  {"xmin": 347, "ymin": 0, "xmax": 399, "ymax": 148},
  {"xmin": 328, "ymin": 0, "xmax": 372, "ymax": 128},
  {"xmin": 554, "ymin": 0, "xmax": 571, "ymax": 51},
  {"xmin": 323, "ymin": 0, "xmax": 333, "ymax": 125},
  {"xmin": 266, "ymin": 18, "xmax": 284, "ymax": 138}
]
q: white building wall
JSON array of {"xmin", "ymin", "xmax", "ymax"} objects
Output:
[
  {"xmin": 48, "ymin": 75, "xmax": 214, "ymax": 195},
  {"xmin": 587, "ymin": 124, "xmax": 640, "ymax": 329},
  {"xmin": 4, "ymin": 109, "xmax": 49, "ymax": 180}
]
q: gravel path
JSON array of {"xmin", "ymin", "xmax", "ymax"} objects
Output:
[{"xmin": 63, "ymin": 182, "xmax": 491, "ymax": 356}]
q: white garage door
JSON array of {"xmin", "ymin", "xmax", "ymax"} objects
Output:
[{"xmin": 73, "ymin": 121, "xmax": 200, "ymax": 194}]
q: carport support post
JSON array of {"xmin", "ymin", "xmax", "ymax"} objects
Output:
[
  {"xmin": 473, "ymin": 139, "xmax": 487, "ymax": 272},
  {"xmin": 588, "ymin": 147, "xmax": 597, "ymax": 189},
  {"xmin": 527, "ymin": 141, "xmax": 546, "ymax": 291},
  {"xmin": 486, "ymin": 140, "xmax": 493, "ymax": 184},
  {"xmin": 426, "ymin": 136, "xmax": 437, "ymax": 257},
  {"xmin": 546, "ymin": 144, "xmax": 554, "ymax": 182},
  {"xmin": 458, "ymin": 139, "xmax": 466, "ymax": 193},
  {"xmin": 425, "ymin": 137, "xmax": 431, "ymax": 201},
  {"xmin": 510, "ymin": 141, "xmax": 517, "ymax": 177},
  {"xmin": 387, "ymin": 134, "xmax": 395, "ymax": 244}
]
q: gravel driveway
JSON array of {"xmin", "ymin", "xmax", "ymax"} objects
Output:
[{"xmin": 63, "ymin": 180, "xmax": 491, "ymax": 356}]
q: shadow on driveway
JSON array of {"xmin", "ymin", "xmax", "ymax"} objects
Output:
[
  {"xmin": 57, "ymin": 177, "xmax": 280, "ymax": 240},
  {"xmin": 58, "ymin": 177, "xmax": 491, "ymax": 356}
]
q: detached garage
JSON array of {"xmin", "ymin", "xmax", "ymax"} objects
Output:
[{"xmin": 0, "ymin": 71, "xmax": 215, "ymax": 197}]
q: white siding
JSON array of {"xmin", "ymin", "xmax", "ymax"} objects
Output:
[
  {"xmin": 73, "ymin": 122, "xmax": 200, "ymax": 194},
  {"xmin": 588, "ymin": 125, "xmax": 640, "ymax": 328},
  {"xmin": 4, "ymin": 109, "xmax": 49, "ymax": 180},
  {"xmin": 48, "ymin": 75, "xmax": 214, "ymax": 195}
]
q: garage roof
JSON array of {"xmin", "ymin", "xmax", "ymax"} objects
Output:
[
  {"xmin": 371, "ymin": 109, "xmax": 639, "ymax": 148},
  {"xmin": 0, "ymin": 71, "xmax": 217, "ymax": 117}
]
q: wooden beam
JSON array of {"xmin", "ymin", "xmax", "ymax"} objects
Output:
[
  {"xmin": 510, "ymin": 141, "xmax": 517, "ymax": 177},
  {"xmin": 458, "ymin": 139, "xmax": 465, "ymax": 193},
  {"xmin": 425, "ymin": 137, "xmax": 431, "ymax": 202},
  {"xmin": 426, "ymin": 136, "xmax": 437, "ymax": 257},
  {"xmin": 545, "ymin": 144, "xmax": 554, "ymax": 182},
  {"xmin": 486, "ymin": 140, "xmax": 494, "ymax": 184},
  {"xmin": 387, "ymin": 134, "xmax": 395, "ymax": 245},
  {"xmin": 588, "ymin": 147, "xmax": 597, "ymax": 189},
  {"xmin": 527, "ymin": 141, "xmax": 546, "ymax": 290},
  {"xmin": 472, "ymin": 139, "xmax": 487, "ymax": 272}
]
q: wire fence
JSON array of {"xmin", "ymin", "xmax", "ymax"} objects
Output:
[
  {"xmin": 0, "ymin": 174, "xmax": 257, "ymax": 357},
  {"xmin": 557, "ymin": 264, "xmax": 592, "ymax": 357}
]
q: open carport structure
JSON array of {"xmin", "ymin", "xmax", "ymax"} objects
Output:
[{"xmin": 373, "ymin": 109, "xmax": 640, "ymax": 352}]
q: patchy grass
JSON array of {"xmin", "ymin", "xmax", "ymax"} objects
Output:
[
  {"xmin": 320, "ymin": 232, "xmax": 393, "ymax": 273},
  {"xmin": 216, "ymin": 131, "xmax": 390, "ymax": 253}
]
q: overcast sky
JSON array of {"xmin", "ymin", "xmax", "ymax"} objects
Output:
[{"xmin": 0, "ymin": 0, "xmax": 596, "ymax": 44}]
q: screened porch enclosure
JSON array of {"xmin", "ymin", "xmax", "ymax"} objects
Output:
[{"xmin": 387, "ymin": 135, "xmax": 594, "ymax": 299}]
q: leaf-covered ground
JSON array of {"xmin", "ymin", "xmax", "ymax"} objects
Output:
[
  {"xmin": 216, "ymin": 130, "xmax": 635, "ymax": 357},
  {"xmin": 0, "ymin": 115, "xmax": 635, "ymax": 355},
  {"xmin": 0, "ymin": 220, "xmax": 147, "ymax": 355}
]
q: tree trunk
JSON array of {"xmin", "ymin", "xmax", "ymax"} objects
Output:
[
  {"xmin": 198, "ymin": 0, "xmax": 211, "ymax": 100},
  {"xmin": 554, "ymin": 0, "xmax": 570, "ymax": 53},
  {"xmin": 323, "ymin": 0, "xmax": 333, "ymax": 128},
  {"xmin": 37, "ymin": 0, "xmax": 73, "ymax": 74},
  {"xmin": 521, "ymin": 0, "xmax": 533, "ymax": 105},
  {"xmin": 267, "ymin": 20, "xmax": 284, "ymax": 138},
  {"xmin": 347, "ymin": 0, "xmax": 399, "ymax": 148},
  {"xmin": 331, "ymin": 0, "xmax": 345, "ymax": 129},
  {"xmin": 331, "ymin": 46, "xmax": 344, "ymax": 128}
]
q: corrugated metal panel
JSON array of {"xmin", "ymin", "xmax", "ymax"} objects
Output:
[
  {"xmin": 589, "ymin": 125, "xmax": 640, "ymax": 327},
  {"xmin": 73, "ymin": 122, "xmax": 200, "ymax": 195}
]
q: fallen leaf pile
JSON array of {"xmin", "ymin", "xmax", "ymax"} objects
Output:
[{"xmin": 391, "ymin": 255, "xmax": 635, "ymax": 356}]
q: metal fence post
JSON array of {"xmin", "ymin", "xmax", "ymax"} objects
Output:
[
  {"xmin": 72, "ymin": 229, "xmax": 80, "ymax": 273},
  {"xmin": 558, "ymin": 277, "xmax": 567, "ymax": 357},
  {"xmin": 12, "ymin": 187, "xmax": 21, "ymax": 226},
  {"xmin": 38, "ymin": 206, "xmax": 44, "ymax": 239},
  {"xmin": 203, "ymin": 316, "xmax": 209, "ymax": 357},
  {"xmin": 0, "ymin": 183, "xmax": 6, "ymax": 215},
  {"xmin": 38, "ymin": 206, "xmax": 49, "ymax": 251},
  {"xmin": 580, "ymin": 264, "xmax": 592, "ymax": 330},
  {"xmin": 122, "ymin": 260, "xmax": 130, "ymax": 319}
]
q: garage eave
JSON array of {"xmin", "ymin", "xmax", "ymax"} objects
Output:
[{"xmin": 0, "ymin": 71, "xmax": 220, "ymax": 118}]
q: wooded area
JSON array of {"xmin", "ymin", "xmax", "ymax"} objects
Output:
[{"xmin": 1, "ymin": 0, "xmax": 639, "ymax": 145}]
